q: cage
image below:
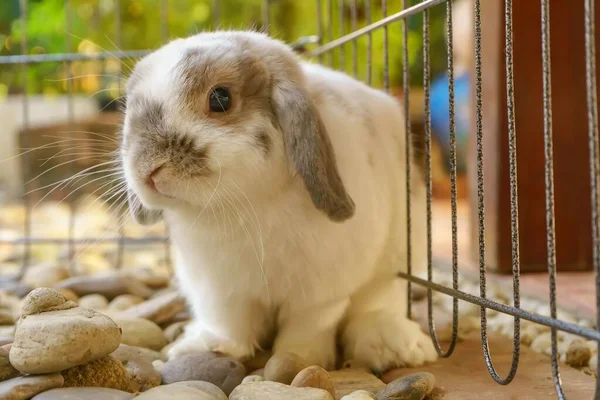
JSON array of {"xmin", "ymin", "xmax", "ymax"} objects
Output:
[{"xmin": 0, "ymin": 0, "xmax": 598, "ymax": 398}]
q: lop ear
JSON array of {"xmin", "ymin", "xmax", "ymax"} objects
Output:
[
  {"xmin": 127, "ymin": 189, "xmax": 162, "ymax": 226},
  {"xmin": 271, "ymin": 80, "xmax": 355, "ymax": 222}
]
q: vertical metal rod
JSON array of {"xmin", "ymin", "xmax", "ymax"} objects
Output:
[
  {"xmin": 212, "ymin": 0, "xmax": 220, "ymax": 29},
  {"xmin": 366, "ymin": 0, "xmax": 372, "ymax": 85},
  {"xmin": 160, "ymin": 0, "xmax": 172, "ymax": 272},
  {"xmin": 65, "ymin": 0, "xmax": 77, "ymax": 273},
  {"xmin": 262, "ymin": 0, "xmax": 270, "ymax": 33},
  {"xmin": 584, "ymin": 0, "xmax": 600, "ymax": 392},
  {"xmin": 402, "ymin": 0, "xmax": 412, "ymax": 319},
  {"xmin": 540, "ymin": 0, "xmax": 565, "ymax": 397},
  {"xmin": 540, "ymin": 0, "xmax": 567, "ymax": 396},
  {"xmin": 17, "ymin": 0, "xmax": 31, "ymax": 280},
  {"xmin": 427, "ymin": 0, "xmax": 459, "ymax": 357},
  {"xmin": 115, "ymin": 0, "xmax": 126, "ymax": 270},
  {"xmin": 474, "ymin": 0, "xmax": 519, "ymax": 385},
  {"xmin": 351, "ymin": 0, "xmax": 358, "ymax": 78},
  {"xmin": 327, "ymin": 0, "xmax": 333, "ymax": 66},
  {"xmin": 423, "ymin": 6, "xmax": 435, "ymax": 347},
  {"xmin": 161, "ymin": 0, "xmax": 169, "ymax": 43},
  {"xmin": 382, "ymin": 0, "xmax": 389, "ymax": 92},
  {"xmin": 316, "ymin": 0, "xmax": 324, "ymax": 63},
  {"xmin": 339, "ymin": 0, "xmax": 345, "ymax": 71},
  {"xmin": 479, "ymin": 0, "xmax": 523, "ymax": 384}
]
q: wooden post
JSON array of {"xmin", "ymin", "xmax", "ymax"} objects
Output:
[{"xmin": 472, "ymin": 0, "xmax": 600, "ymax": 273}]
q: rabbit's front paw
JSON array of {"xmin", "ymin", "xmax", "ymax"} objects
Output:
[
  {"xmin": 342, "ymin": 311, "xmax": 438, "ymax": 371},
  {"xmin": 167, "ymin": 322, "xmax": 255, "ymax": 361}
]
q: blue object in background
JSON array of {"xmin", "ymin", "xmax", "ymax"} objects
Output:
[{"xmin": 429, "ymin": 70, "xmax": 471, "ymax": 174}]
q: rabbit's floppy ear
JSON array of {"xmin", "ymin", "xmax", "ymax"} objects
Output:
[
  {"xmin": 127, "ymin": 188, "xmax": 162, "ymax": 226},
  {"xmin": 271, "ymin": 80, "xmax": 355, "ymax": 222}
]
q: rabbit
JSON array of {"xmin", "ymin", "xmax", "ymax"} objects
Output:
[{"xmin": 121, "ymin": 30, "xmax": 437, "ymax": 371}]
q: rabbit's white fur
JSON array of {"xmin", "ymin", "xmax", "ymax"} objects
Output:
[{"xmin": 121, "ymin": 31, "xmax": 436, "ymax": 371}]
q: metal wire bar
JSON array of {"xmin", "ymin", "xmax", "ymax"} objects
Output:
[
  {"xmin": 212, "ymin": 0, "xmax": 220, "ymax": 28},
  {"xmin": 473, "ymin": 0, "xmax": 520, "ymax": 387},
  {"xmin": 262, "ymin": 0, "xmax": 270, "ymax": 32},
  {"xmin": 426, "ymin": 0, "xmax": 459, "ymax": 358},
  {"xmin": 0, "ymin": 237, "xmax": 168, "ymax": 245},
  {"xmin": 351, "ymin": 0, "xmax": 358, "ymax": 78},
  {"xmin": 115, "ymin": 0, "xmax": 126, "ymax": 270},
  {"xmin": 160, "ymin": 0, "xmax": 172, "ymax": 274},
  {"xmin": 366, "ymin": 0, "xmax": 372, "ymax": 85},
  {"xmin": 423, "ymin": 6, "xmax": 438, "ymax": 354},
  {"xmin": 477, "ymin": 0, "xmax": 522, "ymax": 384},
  {"xmin": 339, "ymin": 0, "xmax": 345, "ymax": 70},
  {"xmin": 161, "ymin": 0, "xmax": 169, "ymax": 42},
  {"xmin": 309, "ymin": 0, "xmax": 446, "ymax": 58},
  {"xmin": 327, "ymin": 0, "xmax": 333, "ymax": 65},
  {"xmin": 65, "ymin": 0, "xmax": 77, "ymax": 273},
  {"xmin": 17, "ymin": 0, "xmax": 31, "ymax": 281},
  {"xmin": 0, "ymin": 51, "xmax": 152, "ymax": 65},
  {"xmin": 382, "ymin": 0, "xmax": 389, "ymax": 92},
  {"xmin": 398, "ymin": 272, "xmax": 600, "ymax": 342},
  {"xmin": 402, "ymin": 0, "xmax": 412, "ymax": 320},
  {"xmin": 540, "ymin": 0, "xmax": 565, "ymax": 397},
  {"xmin": 316, "ymin": 0, "xmax": 324, "ymax": 63},
  {"xmin": 584, "ymin": 0, "xmax": 600, "ymax": 392}
]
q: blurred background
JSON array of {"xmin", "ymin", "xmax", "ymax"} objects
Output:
[{"xmin": 0, "ymin": 0, "xmax": 598, "ymax": 320}]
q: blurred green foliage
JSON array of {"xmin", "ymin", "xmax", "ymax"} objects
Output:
[{"xmin": 0, "ymin": 0, "xmax": 448, "ymax": 99}]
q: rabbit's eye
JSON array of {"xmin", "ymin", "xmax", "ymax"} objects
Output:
[{"xmin": 209, "ymin": 87, "xmax": 231, "ymax": 112}]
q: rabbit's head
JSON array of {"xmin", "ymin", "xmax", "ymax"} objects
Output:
[{"xmin": 121, "ymin": 31, "xmax": 354, "ymax": 225}]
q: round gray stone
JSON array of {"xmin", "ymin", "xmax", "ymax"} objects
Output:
[
  {"xmin": 32, "ymin": 388, "xmax": 134, "ymax": 400},
  {"xmin": 376, "ymin": 372, "xmax": 435, "ymax": 400}
]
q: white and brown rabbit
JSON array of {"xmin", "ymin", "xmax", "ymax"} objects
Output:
[{"xmin": 121, "ymin": 30, "xmax": 436, "ymax": 371}]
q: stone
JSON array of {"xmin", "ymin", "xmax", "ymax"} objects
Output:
[
  {"xmin": 108, "ymin": 295, "xmax": 144, "ymax": 311},
  {"xmin": 230, "ymin": 381, "xmax": 334, "ymax": 400},
  {"xmin": 0, "ymin": 310, "xmax": 14, "ymax": 325},
  {"xmin": 263, "ymin": 352, "xmax": 307, "ymax": 384},
  {"xmin": 566, "ymin": 339, "xmax": 592, "ymax": 368},
  {"xmin": 1, "ymin": 283, "xmax": 33, "ymax": 299},
  {"xmin": 0, "ymin": 374, "xmax": 64, "ymax": 400},
  {"xmin": 55, "ymin": 274, "xmax": 153, "ymax": 300},
  {"xmin": 116, "ymin": 292, "xmax": 186, "ymax": 325},
  {"xmin": 61, "ymin": 356, "xmax": 132, "ymax": 392},
  {"xmin": 249, "ymin": 368, "xmax": 264, "ymax": 377},
  {"xmin": 242, "ymin": 375, "xmax": 265, "ymax": 384},
  {"xmin": 32, "ymin": 387, "xmax": 135, "ymax": 400},
  {"xmin": 22, "ymin": 263, "xmax": 70, "ymax": 289},
  {"xmin": 165, "ymin": 311, "xmax": 191, "ymax": 324},
  {"xmin": 0, "ymin": 347, "xmax": 19, "ymax": 382},
  {"xmin": 530, "ymin": 331, "xmax": 552, "ymax": 356},
  {"xmin": 243, "ymin": 350, "xmax": 271, "ymax": 372},
  {"xmin": 163, "ymin": 321, "xmax": 188, "ymax": 343},
  {"xmin": 124, "ymin": 269, "xmax": 170, "ymax": 290},
  {"xmin": 78, "ymin": 294, "xmax": 108, "ymax": 310},
  {"xmin": 56, "ymin": 289, "xmax": 79, "ymax": 303},
  {"xmin": 11, "ymin": 290, "xmax": 121, "ymax": 374},
  {"xmin": 376, "ymin": 372, "xmax": 435, "ymax": 400},
  {"xmin": 341, "ymin": 390, "xmax": 377, "ymax": 399},
  {"xmin": 329, "ymin": 369, "xmax": 386, "ymax": 399},
  {"xmin": 111, "ymin": 344, "xmax": 161, "ymax": 392},
  {"xmin": 0, "ymin": 337, "xmax": 12, "ymax": 347},
  {"xmin": 292, "ymin": 366, "xmax": 336, "ymax": 399},
  {"xmin": 152, "ymin": 360, "xmax": 165, "ymax": 370},
  {"xmin": 172, "ymin": 381, "xmax": 228, "ymax": 399},
  {"xmin": 20, "ymin": 287, "xmax": 77, "ymax": 316},
  {"xmin": 116, "ymin": 318, "xmax": 166, "ymax": 351},
  {"xmin": 159, "ymin": 353, "xmax": 245, "ymax": 395},
  {"xmin": 112, "ymin": 344, "xmax": 167, "ymax": 364}
]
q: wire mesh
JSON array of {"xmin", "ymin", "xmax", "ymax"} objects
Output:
[{"xmin": 0, "ymin": 1, "xmax": 598, "ymax": 398}]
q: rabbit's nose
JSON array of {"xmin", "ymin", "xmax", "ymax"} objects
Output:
[{"xmin": 146, "ymin": 165, "xmax": 164, "ymax": 192}]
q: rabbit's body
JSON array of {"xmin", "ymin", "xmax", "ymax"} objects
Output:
[{"xmin": 122, "ymin": 31, "xmax": 436, "ymax": 370}]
